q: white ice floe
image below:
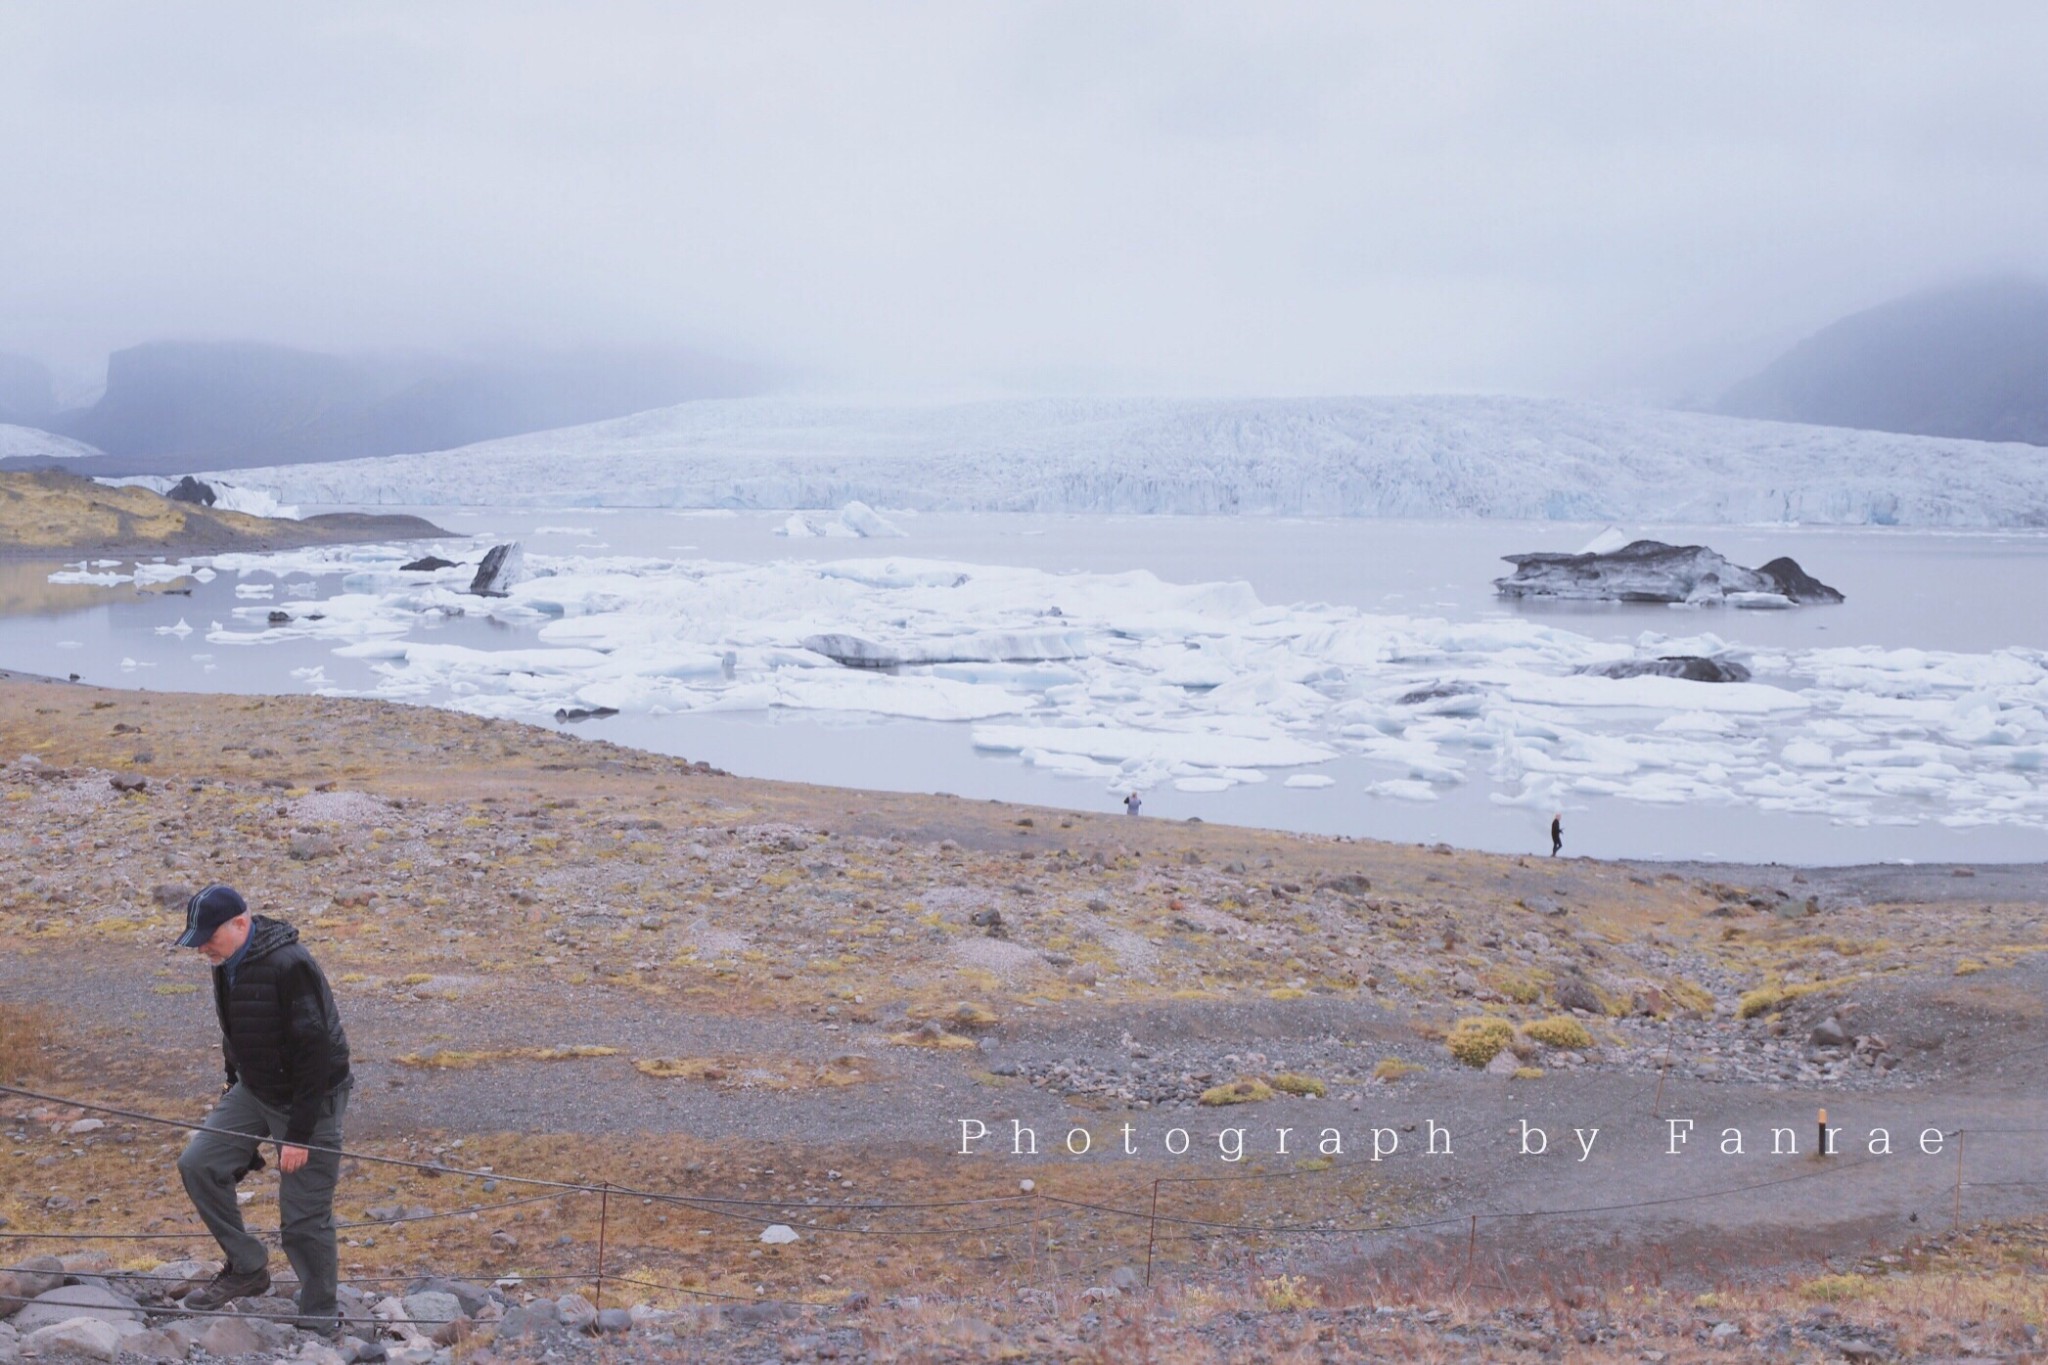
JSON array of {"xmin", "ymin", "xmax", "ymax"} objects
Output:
[
  {"xmin": 774, "ymin": 500, "xmax": 909, "ymax": 538},
  {"xmin": 217, "ymin": 394, "xmax": 2048, "ymax": 527},
  {"xmin": 100, "ymin": 475, "xmax": 300, "ymax": 519},
  {"xmin": 60, "ymin": 541, "xmax": 2048, "ymax": 829},
  {"xmin": 1579, "ymin": 525, "xmax": 1631, "ymax": 555}
]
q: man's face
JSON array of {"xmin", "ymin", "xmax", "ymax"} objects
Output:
[{"xmin": 194, "ymin": 914, "xmax": 252, "ymax": 966}]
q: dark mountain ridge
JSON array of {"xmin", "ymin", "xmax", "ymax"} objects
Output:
[
  {"xmin": 1718, "ymin": 276, "xmax": 2048, "ymax": 446},
  {"xmin": 8, "ymin": 339, "xmax": 766, "ymax": 475}
]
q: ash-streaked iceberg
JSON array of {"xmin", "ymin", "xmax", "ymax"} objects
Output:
[{"xmin": 1495, "ymin": 540, "xmax": 1844, "ymax": 606}]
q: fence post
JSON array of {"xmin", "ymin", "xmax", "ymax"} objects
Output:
[
  {"xmin": 1952, "ymin": 1131, "xmax": 1964, "ymax": 1231},
  {"xmin": 1144, "ymin": 1180, "xmax": 1161, "ymax": 1287},
  {"xmin": 595, "ymin": 1182, "xmax": 610, "ymax": 1311},
  {"xmin": 1463, "ymin": 1214, "xmax": 1477, "ymax": 1289}
]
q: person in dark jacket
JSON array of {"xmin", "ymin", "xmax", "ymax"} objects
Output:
[
  {"xmin": 1550, "ymin": 813, "xmax": 1564, "ymax": 857},
  {"xmin": 173, "ymin": 884, "xmax": 352, "ymax": 1332}
]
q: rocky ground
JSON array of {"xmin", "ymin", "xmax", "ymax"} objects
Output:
[
  {"xmin": 0, "ymin": 470, "xmax": 446, "ymax": 558},
  {"xmin": 1, "ymin": 675, "xmax": 2044, "ymax": 1361}
]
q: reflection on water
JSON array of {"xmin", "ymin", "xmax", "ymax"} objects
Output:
[{"xmin": 0, "ymin": 560, "xmax": 167, "ymax": 617}]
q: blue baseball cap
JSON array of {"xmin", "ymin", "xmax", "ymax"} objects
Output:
[{"xmin": 175, "ymin": 884, "xmax": 248, "ymax": 948}]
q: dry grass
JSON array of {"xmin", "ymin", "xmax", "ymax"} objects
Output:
[
  {"xmin": 1445, "ymin": 1016, "xmax": 1515, "ymax": 1067},
  {"xmin": 0, "ymin": 1002, "xmax": 54, "ymax": 1081}
]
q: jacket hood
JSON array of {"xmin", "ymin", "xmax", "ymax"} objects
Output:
[{"xmin": 237, "ymin": 914, "xmax": 300, "ymax": 964}]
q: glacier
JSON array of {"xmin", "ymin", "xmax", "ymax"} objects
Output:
[
  {"xmin": 1, "ymin": 423, "xmax": 100, "ymax": 461},
  {"xmin": 216, "ymin": 394, "xmax": 2048, "ymax": 527}
]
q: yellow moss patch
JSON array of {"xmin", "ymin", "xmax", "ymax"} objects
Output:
[
  {"xmin": 1954, "ymin": 960, "xmax": 1987, "ymax": 976},
  {"xmin": 1520, "ymin": 1016, "xmax": 1594, "ymax": 1050},
  {"xmin": 1267, "ymin": 1073, "xmax": 1327, "ymax": 1097},
  {"xmin": 1267, "ymin": 986, "xmax": 1309, "ymax": 1001},
  {"xmin": 395, "ymin": 1049, "xmax": 501, "ymax": 1069},
  {"xmin": 1799, "ymin": 1273, "xmax": 1873, "ymax": 1303},
  {"xmin": 1259, "ymin": 1274, "xmax": 1318, "ymax": 1310},
  {"xmin": 1199, "ymin": 1078, "xmax": 1274, "ymax": 1106},
  {"xmin": 1486, "ymin": 967, "xmax": 1548, "ymax": 1004},
  {"xmin": 1512, "ymin": 1067, "xmax": 1545, "ymax": 1080},
  {"xmin": 887, "ymin": 1030, "xmax": 980, "ymax": 1051},
  {"xmin": 398, "ymin": 1046, "xmax": 618, "ymax": 1069},
  {"xmin": 1446, "ymin": 1016, "xmax": 1516, "ymax": 1068},
  {"xmin": 150, "ymin": 984, "xmax": 199, "ymax": 996},
  {"xmin": 1373, "ymin": 1058, "xmax": 1423, "ymax": 1082},
  {"xmin": 633, "ymin": 1057, "xmax": 730, "ymax": 1081},
  {"xmin": 1664, "ymin": 979, "xmax": 1716, "ymax": 1014},
  {"xmin": 1736, "ymin": 975, "xmax": 1860, "ymax": 1019},
  {"xmin": 907, "ymin": 1001, "xmax": 999, "ymax": 1032},
  {"xmin": 398, "ymin": 973, "xmax": 434, "ymax": 987}
]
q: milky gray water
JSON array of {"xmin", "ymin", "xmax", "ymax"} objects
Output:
[{"xmin": 5, "ymin": 511, "xmax": 2045, "ymax": 865}]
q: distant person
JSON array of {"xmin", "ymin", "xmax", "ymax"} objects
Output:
[
  {"xmin": 1124, "ymin": 791, "xmax": 1142, "ymax": 817},
  {"xmin": 174, "ymin": 885, "xmax": 353, "ymax": 1336},
  {"xmin": 1550, "ymin": 813, "xmax": 1563, "ymax": 857}
]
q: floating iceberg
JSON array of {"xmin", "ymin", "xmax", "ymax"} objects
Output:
[{"xmin": 64, "ymin": 538, "xmax": 2048, "ymax": 829}]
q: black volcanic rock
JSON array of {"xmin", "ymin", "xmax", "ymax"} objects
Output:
[
  {"xmin": 1495, "ymin": 540, "xmax": 1842, "ymax": 606},
  {"xmin": 1719, "ymin": 276, "xmax": 2048, "ymax": 445},
  {"xmin": 1753, "ymin": 556, "xmax": 1843, "ymax": 603},
  {"xmin": 165, "ymin": 475, "xmax": 217, "ymax": 506},
  {"xmin": 401, "ymin": 555, "xmax": 457, "ymax": 572},
  {"xmin": 1583, "ymin": 656, "xmax": 1752, "ymax": 683}
]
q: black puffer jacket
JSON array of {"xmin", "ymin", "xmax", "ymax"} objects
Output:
[{"xmin": 210, "ymin": 916, "xmax": 351, "ymax": 1144}]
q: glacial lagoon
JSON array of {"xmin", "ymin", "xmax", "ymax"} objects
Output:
[{"xmin": 5, "ymin": 510, "xmax": 2045, "ymax": 866}]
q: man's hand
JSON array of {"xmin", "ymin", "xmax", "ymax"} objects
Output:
[{"xmin": 278, "ymin": 1144, "xmax": 309, "ymax": 1174}]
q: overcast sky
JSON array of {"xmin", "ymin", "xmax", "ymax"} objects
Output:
[{"xmin": 2, "ymin": 2, "xmax": 2044, "ymax": 401}]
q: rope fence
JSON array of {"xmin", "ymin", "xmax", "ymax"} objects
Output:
[{"xmin": 3, "ymin": 1077, "xmax": 2041, "ymax": 1325}]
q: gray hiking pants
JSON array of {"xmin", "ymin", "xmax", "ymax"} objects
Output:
[{"xmin": 177, "ymin": 1079, "xmax": 352, "ymax": 1318}]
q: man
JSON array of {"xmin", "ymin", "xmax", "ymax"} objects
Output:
[
  {"xmin": 173, "ymin": 885, "xmax": 352, "ymax": 1334},
  {"xmin": 1550, "ymin": 813, "xmax": 1564, "ymax": 857},
  {"xmin": 1124, "ymin": 791, "xmax": 1142, "ymax": 816}
]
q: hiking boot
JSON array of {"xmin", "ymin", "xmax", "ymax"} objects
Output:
[
  {"xmin": 289, "ymin": 1312, "xmax": 342, "ymax": 1341},
  {"xmin": 183, "ymin": 1263, "xmax": 271, "ymax": 1310}
]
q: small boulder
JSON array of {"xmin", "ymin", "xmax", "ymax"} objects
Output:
[
  {"xmin": 23, "ymin": 1318, "xmax": 127, "ymax": 1362},
  {"xmin": 554, "ymin": 1293, "xmax": 597, "ymax": 1335},
  {"xmin": 10, "ymin": 1284, "xmax": 146, "ymax": 1333},
  {"xmin": 409, "ymin": 1278, "xmax": 492, "ymax": 1317},
  {"xmin": 0, "ymin": 1256, "xmax": 66, "ymax": 1313},
  {"xmin": 109, "ymin": 774, "xmax": 147, "ymax": 793},
  {"xmin": 593, "ymin": 1307, "xmax": 632, "ymax": 1335},
  {"xmin": 290, "ymin": 832, "xmax": 340, "ymax": 861},
  {"xmin": 400, "ymin": 556, "xmax": 457, "ymax": 572},
  {"xmin": 1553, "ymin": 978, "xmax": 1602, "ymax": 1014},
  {"xmin": 112, "ymin": 1326, "xmax": 189, "ymax": 1361},
  {"xmin": 1810, "ymin": 1016, "xmax": 1850, "ymax": 1049},
  {"xmin": 399, "ymin": 1290, "xmax": 461, "ymax": 1336},
  {"xmin": 196, "ymin": 1318, "xmax": 264, "ymax": 1359}
]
